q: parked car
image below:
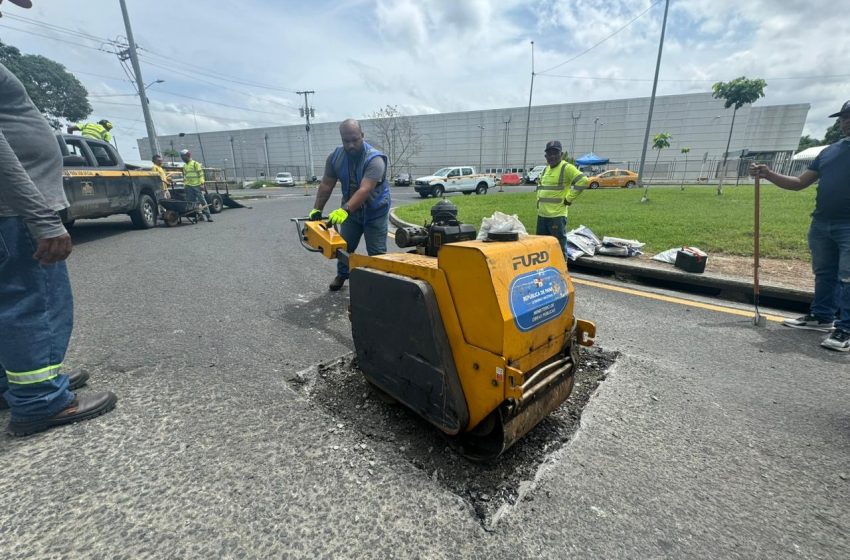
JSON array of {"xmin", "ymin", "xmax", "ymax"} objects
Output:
[
  {"xmin": 414, "ymin": 166, "xmax": 495, "ymax": 198},
  {"xmin": 586, "ymin": 169, "xmax": 639, "ymax": 189},
  {"xmin": 394, "ymin": 173, "xmax": 412, "ymax": 186},
  {"xmin": 525, "ymin": 165, "xmax": 547, "ymax": 184},
  {"xmin": 275, "ymin": 172, "xmax": 294, "ymax": 186}
]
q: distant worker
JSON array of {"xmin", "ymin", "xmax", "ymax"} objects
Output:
[
  {"xmin": 1, "ymin": 55, "xmax": 117, "ymax": 435},
  {"xmin": 749, "ymin": 100, "xmax": 850, "ymax": 352},
  {"xmin": 67, "ymin": 119, "xmax": 113, "ymax": 143},
  {"xmin": 308, "ymin": 118, "xmax": 391, "ymax": 291},
  {"xmin": 536, "ymin": 140, "xmax": 588, "ymax": 258},
  {"xmin": 180, "ymin": 149, "xmax": 212, "ymax": 223},
  {"xmin": 151, "ymin": 154, "xmax": 170, "ymax": 200}
]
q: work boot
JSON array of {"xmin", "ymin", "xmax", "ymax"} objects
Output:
[
  {"xmin": 206, "ymin": 217, "xmax": 214, "ymax": 223},
  {"xmin": 0, "ymin": 369, "xmax": 89, "ymax": 411},
  {"xmin": 329, "ymin": 275, "xmax": 347, "ymax": 291},
  {"xmin": 6, "ymin": 391, "xmax": 117, "ymax": 437}
]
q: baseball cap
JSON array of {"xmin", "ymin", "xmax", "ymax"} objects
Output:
[
  {"xmin": 545, "ymin": 140, "xmax": 563, "ymax": 153},
  {"xmin": 828, "ymin": 100, "xmax": 850, "ymax": 118},
  {"xmin": 179, "ymin": 149, "xmax": 191, "ymax": 156}
]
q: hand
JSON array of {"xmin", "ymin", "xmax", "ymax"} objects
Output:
[
  {"xmin": 750, "ymin": 163, "xmax": 769, "ymax": 178},
  {"xmin": 33, "ymin": 233, "xmax": 73, "ymax": 265},
  {"xmin": 307, "ymin": 208, "xmax": 322, "ymax": 221},
  {"xmin": 328, "ymin": 208, "xmax": 349, "ymax": 225}
]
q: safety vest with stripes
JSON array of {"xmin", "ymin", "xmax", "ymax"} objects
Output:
[
  {"xmin": 76, "ymin": 122, "xmax": 112, "ymax": 143},
  {"xmin": 536, "ymin": 161, "xmax": 588, "ymax": 218},
  {"xmin": 182, "ymin": 160, "xmax": 205, "ymax": 187}
]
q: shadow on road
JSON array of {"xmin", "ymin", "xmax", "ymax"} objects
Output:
[{"xmin": 68, "ymin": 220, "xmax": 143, "ymax": 246}]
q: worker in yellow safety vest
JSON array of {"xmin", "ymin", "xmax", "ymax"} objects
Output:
[
  {"xmin": 151, "ymin": 154, "xmax": 171, "ymax": 200},
  {"xmin": 536, "ymin": 140, "xmax": 588, "ymax": 258},
  {"xmin": 67, "ymin": 119, "xmax": 113, "ymax": 143},
  {"xmin": 180, "ymin": 149, "xmax": 212, "ymax": 222}
]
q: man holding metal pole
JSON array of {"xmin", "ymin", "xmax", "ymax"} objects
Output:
[{"xmin": 750, "ymin": 100, "xmax": 850, "ymax": 352}]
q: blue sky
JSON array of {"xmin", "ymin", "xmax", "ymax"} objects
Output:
[{"xmin": 1, "ymin": 0, "xmax": 846, "ymax": 154}]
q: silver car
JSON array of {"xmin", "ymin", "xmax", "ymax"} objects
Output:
[{"xmin": 275, "ymin": 172, "xmax": 294, "ymax": 186}]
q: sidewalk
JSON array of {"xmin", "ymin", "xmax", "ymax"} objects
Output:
[{"xmin": 389, "ymin": 208, "xmax": 813, "ymax": 307}]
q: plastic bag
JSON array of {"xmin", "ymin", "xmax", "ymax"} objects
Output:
[
  {"xmin": 566, "ymin": 224, "xmax": 602, "ymax": 259},
  {"xmin": 477, "ymin": 211, "xmax": 528, "ymax": 241}
]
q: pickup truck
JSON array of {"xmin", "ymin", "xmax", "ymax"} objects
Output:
[
  {"xmin": 58, "ymin": 134, "xmax": 161, "ymax": 229},
  {"xmin": 413, "ymin": 166, "xmax": 495, "ymax": 198}
]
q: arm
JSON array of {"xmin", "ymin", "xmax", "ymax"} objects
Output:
[
  {"xmin": 104, "ymin": 131, "xmax": 113, "ymax": 143},
  {"xmin": 750, "ymin": 163, "xmax": 817, "ymax": 191},
  {"xmin": 311, "ymin": 154, "xmax": 339, "ymax": 212},
  {"xmin": 66, "ymin": 124, "xmax": 80, "ymax": 134},
  {"xmin": 565, "ymin": 166, "xmax": 589, "ymax": 205},
  {"xmin": 197, "ymin": 162, "xmax": 205, "ymax": 185},
  {"xmin": 0, "ymin": 129, "xmax": 71, "ymax": 263}
]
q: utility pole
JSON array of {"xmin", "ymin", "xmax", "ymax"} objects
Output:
[
  {"xmin": 191, "ymin": 107, "xmax": 207, "ymax": 164},
  {"xmin": 263, "ymin": 133, "xmax": 271, "ymax": 178},
  {"xmin": 477, "ymin": 125, "xmax": 485, "ymax": 170},
  {"xmin": 297, "ymin": 91, "xmax": 316, "ymax": 181},
  {"xmin": 592, "ymin": 117, "xmax": 604, "ymax": 153},
  {"xmin": 501, "ymin": 116, "xmax": 511, "ymax": 191},
  {"xmin": 636, "ymin": 0, "xmax": 670, "ymax": 202},
  {"xmin": 521, "ymin": 41, "xmax": 535, "ymax": 179},
  {"xmin": 118, "ymin": 0, "xmax": 159, "ymax": 158},
  {"xmin": 569, "ymin": 111, "xmax": 581, "ymax": 159},
  {"xmin": 229, "ymin": 136, "xmax": 237, "ymax": 181}
]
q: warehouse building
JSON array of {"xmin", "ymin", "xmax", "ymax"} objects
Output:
[{"xmin": 140, "ymin": 91, "xmax": 809, "ymax": 183}]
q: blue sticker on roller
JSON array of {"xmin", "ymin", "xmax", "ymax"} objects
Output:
[{"xmin": 509, "ymin": 266, "xmax": 569, "ymax": 332}]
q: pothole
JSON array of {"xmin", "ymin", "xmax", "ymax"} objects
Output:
[{"xmin": 290, "ymin": 346, "xmax": 618, "ymax": 528}]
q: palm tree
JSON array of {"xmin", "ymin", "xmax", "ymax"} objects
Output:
[
  {"xmin": 712, "ymin": 77, "xmax": 766, "ymax": 195},
  {"xmin": 641, "ymin": 132, "xmax": 672, "ymax": 202},
  {"xmin": 679, "ymin": 147, "xmax": 690, "ymax": 190}
]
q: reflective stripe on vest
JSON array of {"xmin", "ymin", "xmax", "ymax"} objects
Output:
[{"xmin": 6, "ymin": 363, "xmax": 62, "ymax": 385}]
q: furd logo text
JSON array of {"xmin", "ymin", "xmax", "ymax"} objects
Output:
[{"xmin": 512, "ymin": 251, "xmax": 549, "ymax": 270}]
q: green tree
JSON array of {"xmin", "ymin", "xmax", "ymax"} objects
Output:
[
  {"xmin": 797, "ymin": 135, "xmax": 821, "ymax": 151},
  {"xmin": 679, "ymin": 146, "xmax": 690, "ymax": 191},
  {"xmin": 823, "ymin": 120, "xmax": 842, "ymax": 144},
  {"xmin": 641, "ymin": 132, "xmax": 672, "ymax": 202},
  {"xmin": 0, "ymin": 40, "xmax": 91, "ymax": 128},
  {"xmin": 712, "ymin": 76, "xmax": 766, "ymax": 195}
]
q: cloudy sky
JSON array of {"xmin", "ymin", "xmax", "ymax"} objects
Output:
[{"xmin": 2, "ymin": 0, "xmax": 846, "ymax": 151}]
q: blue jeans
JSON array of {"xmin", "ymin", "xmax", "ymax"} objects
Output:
[
  {"xmin": 186, "ymin": 186, "xmax": 211, "ymax": 219},
  {"xmin": 536, "ymin": 215, "xmax": 568, "ymax": 259},
  {"xmin": 0, "ymin": 217, "xmax": 75, "ymax": 421},
  {"xmin": 808, "ymin": 217, "xmax": 850, "ymax": 332},
  {"xmin": 337, "ymin": 212, "xmax": 389, "ymax": 279}
]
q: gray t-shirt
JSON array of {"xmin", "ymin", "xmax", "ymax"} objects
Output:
[
  {"xmin": 324, "ymin": 151, "xmax": 386, "ymax": 200},
  {"xmin": 0, "ymin": 62, "xmax": 67, "ymax": 239}
]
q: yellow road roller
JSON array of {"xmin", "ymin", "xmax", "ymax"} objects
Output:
[{"xmin": 292, "ymin": 201, "xmax": 595, "ymax": 461}]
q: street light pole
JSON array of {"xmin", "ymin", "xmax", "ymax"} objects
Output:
[
  {"xmin": 570, "ymin": 111, "xmax": 581, "ymax": 158},
  {"xmin": 229, "ymin": 136, "xmax": 238, "ymax": 181},
  {"xmin": 118, "ymin": 0, "xmax": 159, "ymax": 158},
  {"xmin": 263, "ymin": 133, "xmax": 271, "ymax": 178},
  {"xmin": 477, "ymin": 125, "xmax": 485, "ymax": 170},
  {"xmin": 521, "ymin": 41, "xmax": 535, "ymax": 179},
  {"xmin": 591, "ymin": 117, "xmax": 603, "ymax": 153}
]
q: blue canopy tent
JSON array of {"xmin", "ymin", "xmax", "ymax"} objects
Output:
[{"xmin": 575, "ymin": 153, "xmax": 609, "ymax": 166}]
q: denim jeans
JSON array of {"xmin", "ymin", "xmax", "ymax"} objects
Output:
[
  {"xmin": 536, "ymin": 215, "xmax": 568, "ymax": 259},
  {"xmin": 186, "ymin": 186, "xmax": 211, "ymax": 219},
  {"xmin": 808, "ymin": 217, "xmax": 850, "ymax": 332},
  {"xmin": 0, "ymin": 217, "xmax": 75, "ymax": 421},
  {"xmin": 336, "ymin": 212, "xmax": 389, "ymax": 279}
]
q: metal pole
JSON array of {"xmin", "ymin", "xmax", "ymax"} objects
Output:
[
  {"xmin": 570, "ymin": 111, "xmax": 580, "ymax": 158},
  {"xmin": 297, "ymin": 91, "xmax": 315, "ymax": 181},
  {"xmin": 592, "ymin": 117, "xmax": 601, "ymax": 153},
  {"xmin": 229, "ymin": 136, "xmax": 237, "ymax": 181},
  {"xmin": 521, "ymin": 41, "xmax": 535, "ymax": 178},
  {"xmin": 477, "ymin": 125, "xmax": 485, "ymax": 170},
  {"xmin": 118, "ymin": 0, "xmax": 159, "ymax": 158},
  {"xmin": 263, "ymin": 133, "xmax": 271, "ymax": 178},
  {"xmin": 636, "ymin": 0, "xmax": 670, "ymax": 199}
]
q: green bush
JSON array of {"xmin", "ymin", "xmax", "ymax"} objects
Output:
[{"xmin": 247, "ymin": 180, "xmax": 276, "ymax": 189}]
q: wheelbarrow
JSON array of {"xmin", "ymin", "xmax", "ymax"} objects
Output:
[{"xmin": 159, "ymin": 197, "xmax": 206, "ymax": 227}]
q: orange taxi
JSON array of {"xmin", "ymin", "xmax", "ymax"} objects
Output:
[{"xmin": 586, "ymin": 169, "xmax": 639, "ymax": 189}]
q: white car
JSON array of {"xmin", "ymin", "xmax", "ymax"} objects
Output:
[
  {"xmin": 275, "ymin": 172, "xmax": 294, "ymax": 186},
  {"xmin": 525, "ymin": 165, "xmax": 546, "ymax": 184}
]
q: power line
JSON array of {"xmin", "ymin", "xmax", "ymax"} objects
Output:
[
  {"xmin": 537, "ymin": 1, "xmax": 661, "ymax": 75},
  {"xmin": 1, "ymin": 13, "xmax": 112, "ymax": 44},
  {"xmin": 94, "ymin": 99, "xmax": 282, "ymax": 127},
  {"xmin": 538, "ymin": 72, "xmax": 850, "ymax": 83},
  {"xmin": 0, "ymin": 23, "xmax": 115, "ymax": 54}
]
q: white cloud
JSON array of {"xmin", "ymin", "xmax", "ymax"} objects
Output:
[{"xmin": 2, "ymin": 0, "xmax": 845, "ymax": 149}]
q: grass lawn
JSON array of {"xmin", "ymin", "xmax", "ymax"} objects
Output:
[{"xmin": 394, "ymin": 185, "xmax": 817, "ymax": 260}]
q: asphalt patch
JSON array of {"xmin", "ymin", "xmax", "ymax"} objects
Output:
[{"xmin": 291, "ymin": 346, "xmax": 618, "ymax": 529}]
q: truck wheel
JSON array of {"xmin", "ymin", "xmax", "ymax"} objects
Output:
[
  {"xmin": 130, "ymin": 193, "xmax": 157, "ymax": 229},
  {"xmin": 475, "ymin": 182, "xmax": 488, "ymax": 195},
  {"xmin": 589, "ymin": 182, "xmax": 599, "ymax": 189},
  {"xmin": 419, "ymin": 192, "xmax": 429, "ymax": 198},
  {"xmin": 433, "ymin": 185, "xmax": 444, "ymax": 197},
  {"xmin": 208, "ymin": 194, "xmax": 223, "ymax": 214}
]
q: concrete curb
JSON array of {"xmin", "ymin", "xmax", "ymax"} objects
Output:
[{"xmin": 388, "ymin": 207, "xmax": 813, "ymax": 305}]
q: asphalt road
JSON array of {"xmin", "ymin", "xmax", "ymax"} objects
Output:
[{"xmin": 1, "ymin": 191, "xmax": 847, "ymax": 559}]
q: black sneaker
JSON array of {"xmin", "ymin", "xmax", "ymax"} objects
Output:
[
  {"xmin": 783, "ymin": 314, "xmax": 835, "ymax": 332},
  {"xmin": 329, "ymin": 275, "xmax": 347, "ymax": 291},
  {"xmin": 821, "ymin": 329, "xmax": 850, "ymax": 352},
  {"xmin": 0, "ymin": 369, "xmax": 88, "ymax": 411}
]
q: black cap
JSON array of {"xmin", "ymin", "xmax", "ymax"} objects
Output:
[
  {"xmin": 545, "ymin": 140, "xmax": 563, "ymax": 152},
  {"xmin": 828, "ymin": 100, "xmax": 850, "ymax": 118}
]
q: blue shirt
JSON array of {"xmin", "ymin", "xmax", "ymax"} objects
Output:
[{"xmin": 808, "ymin": 139, "xmax": 850, "ymax": 220}]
